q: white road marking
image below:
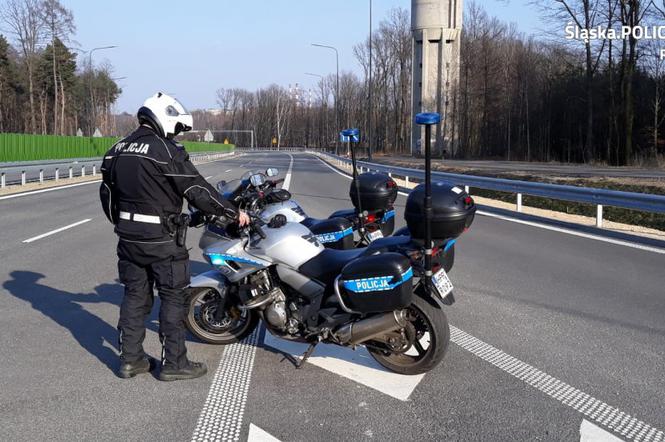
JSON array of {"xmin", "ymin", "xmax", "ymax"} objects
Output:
[
  {"xmin": 0, "ymin": 154, "xmax": 237, "ymax": 202},
  {"xmin": 248, "ymin": 424, "xmax": 281, "ymax": 442},
  {"xmin": 581, "ymin": 419, "xmax": 625, "ymax": 441},
  {"xmin": 311, "ymin": 155, "xmax": 665, "ymax": 255},
  {"xmin": 225, "ymin": 169, "xmax": 232, "ymax": 173},
  {"xmin": 476, "ymin": 211, "xmax": 665, "ymax": 255},
  {"xmin": 191, "ymin": 328, "xmax": 260, "ymax": 442},
  {"xmin": 450, "ymin": 326, "xmax": 663, "ymax": 442},
  {"xmin": 22, "ymin": 219, "xmax": 92, "ymax": 243},
  {"xmin": 313, "ymin": 155, "xmax": 353, "ymax": 181},
  {"xmin": 263, "ymin": 332, "xmax": 424, "ymax": 401},
  {"xmin": 282, "ymin": 154, "xmax": 293, "ymax": 191},
  {"xmin": 0, "ymin": 179, "xmax": 101, "ymax": 200},
  {"xmin": 192, "ymin": 153, "xmax": 294, "ymax": 441},
  {"xmin": 205, "ymin": 176, "xmax": 214, "ymax": 180}
]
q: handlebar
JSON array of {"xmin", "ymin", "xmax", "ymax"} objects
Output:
[
  {"xmin": 204, "ymin": 211, "xmax": 267, "ymax": 240},
  {"xmin": 252, "ymin": 220, "xmax": 267, "ymax": 239}
]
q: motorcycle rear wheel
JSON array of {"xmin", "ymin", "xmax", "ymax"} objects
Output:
[
  {"xmin": 186, "ymin": 287, "xmax": 259, "ymax": 345},
  {"xmin": 367, "ymin": 295, "xmax": 450, "ymax": 375}
]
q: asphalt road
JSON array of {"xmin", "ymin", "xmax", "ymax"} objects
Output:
[{"xmin": 0, "ymin": 152, "xmax": 663, "ymax": 441}]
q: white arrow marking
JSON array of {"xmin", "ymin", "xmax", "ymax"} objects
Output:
[
  {"xmin": 281, "ymin": 153, "xmax": 293, "ymax": 191},
  {"xmin": 248, "ymin": 424, "xmax": 281, "ymax": 442},
  {"xmin": 580, "ymin": 419, "xmax": 625, "ymax": 442},
  {"xmin": 263, "ymin": 332, "xmax": 425, "ymax": 401}
]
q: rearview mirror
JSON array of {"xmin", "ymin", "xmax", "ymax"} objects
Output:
[
  {"xmin": 266, "ymin": 168, "xmax": 278, "ymax": 177},
  {"xmin": 250, "ymin": 174, "xmax": 266, "ymax": 187}
]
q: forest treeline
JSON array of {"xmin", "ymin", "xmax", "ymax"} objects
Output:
[
  {"xmin": 2, "ymin": 1, "xmax": 665, "ymax": 166},
  {"xmin": 211, "ymin": 1, "xmax": 665, "ymax": 166},
  {"xmin": 0, "ymin": 0, "xmax": 121, "ymax": 137}
]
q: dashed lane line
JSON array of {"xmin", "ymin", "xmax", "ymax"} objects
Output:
[
  {"xmin": 581, "ymin": 419, "xmax": 625, "ymax": 441},
  {"xmin": 191, "ymin": 153, "xmax": 295, "ymax": 442},
  {"xmin": 191, "ymin": 328, "xmax": 260, "ymax": 442},
  {"xmin": 247, "ymin": 424, "xmax": 281, "ymax": 442},
  {"xmin": 282, "ymin": 154, "xmax": 293, "ymax": 191},
  {"xmin": 22, "ymin": 219, "xmax": 92, "ymax": 243},
  {"xmin": 451, "ymin": 326, "xmax": 663, "ymax": 442}
]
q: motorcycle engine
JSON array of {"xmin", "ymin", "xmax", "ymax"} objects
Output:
[
  {"xmin": 263, "ymin": 290, "xmax": 299, "ymax": 334},
  {"xmin": 264, "ymin": 291, "xmax": 287, "ymax": 328},
  {"xmin": 248, "ymin": 270, "xmax": 300, "ymax": 334}
]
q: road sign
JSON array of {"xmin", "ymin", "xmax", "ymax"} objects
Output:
[{"xmin": 341, "ymin": 128, "xmax": 359, "ymax": 143}]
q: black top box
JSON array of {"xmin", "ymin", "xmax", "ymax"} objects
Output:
[
  {"xmin": 404, "ymin": 181, "xmax": 476, "ymax": 241},
  {"xmin": 349, "ymin": 172, "xmax": 398, "ymax": 212}
]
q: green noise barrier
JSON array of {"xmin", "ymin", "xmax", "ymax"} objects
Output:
[{"xmin": 0, "ymin": 133, "xmax": 234, "ymax": 162}]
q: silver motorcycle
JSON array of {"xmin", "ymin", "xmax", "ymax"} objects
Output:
[
  {"xmin": 206, "ymin": 168, "xmax": 454, "ymax": 271},
  {"xmin": 185, "ymin": 172, "xmax": 476, "ymax": 375}
]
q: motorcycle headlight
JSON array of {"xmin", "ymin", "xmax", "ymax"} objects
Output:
[{"xmin": 205, "ymin": 253, "xmax": 227, "ymax": 266}]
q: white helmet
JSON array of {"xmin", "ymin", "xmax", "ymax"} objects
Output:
[{"xmin": 137, "ymin": 92, "xmax": 193, "ymax": 138}]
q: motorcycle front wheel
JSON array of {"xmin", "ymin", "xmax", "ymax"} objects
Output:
[
  {"xmin": 186, "ymin": 287, "xmax": 259, "ymax": 345},
  {"xmin": 367, "ymin": 294, "xmax": 450, "ymax": 375}
]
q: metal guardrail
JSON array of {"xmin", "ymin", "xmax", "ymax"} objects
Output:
[
  {"xmin": 236, "ymin": 147, "xmax": 307, "ymax": 152},
  {"xmin": 0, "ymin": 152, "xmax": 235, "ymax": 189},
  {"xmin": 308, "ymin": 150, "xmax": 665, "ymax": 228}
]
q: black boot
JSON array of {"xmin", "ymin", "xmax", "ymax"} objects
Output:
[
  {"xmin": 159, "ymin": 361, "xmax": 208, "ymax": 381},
  {"xmin": 117, "ymin": 356, "xmax": 156, "ymax": 379}
]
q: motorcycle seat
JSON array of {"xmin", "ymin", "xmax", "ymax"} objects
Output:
[
  {"xmin": 361, "ymin": 235, "xmax": 413, "ymax": 256},
  {"xmin": 298, "ymin": 248, "xmax": 364, "ymax": 287},
  {"xmin": 302, "ymin": 216, "xmax": 347, "ymax": 231},
  {"xmin": 328, "ymin": 208, "xmax": 356, "ymax": 220},
  {"xmin": 302, "ymin": 217, "xmax": 354, "ymax": 247}
]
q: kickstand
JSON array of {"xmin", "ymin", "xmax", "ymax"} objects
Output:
[{"xmin": 295, "ymin": 343, "xmax": 317, "ymax": 369}]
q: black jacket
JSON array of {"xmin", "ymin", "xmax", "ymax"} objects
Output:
[{"xmin": 100, "ymin": 125, "xmax": 235, "ymax": 241}]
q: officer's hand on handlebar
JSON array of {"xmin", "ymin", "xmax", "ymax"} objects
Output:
[{"xmin": 237, "ymin": 210, "xmax": 250, "ymax": 227}]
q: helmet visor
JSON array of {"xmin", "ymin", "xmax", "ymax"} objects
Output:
[{"xmin": 166, "ymin": 98, "xmax": 190, "ymax": 117}]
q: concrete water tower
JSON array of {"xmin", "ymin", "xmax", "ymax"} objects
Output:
[{"xmin": 411, "ymin": 0, "xmax": 463, "ymax": 156}]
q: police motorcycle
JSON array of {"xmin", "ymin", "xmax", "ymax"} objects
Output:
[
  {"xmin": 204, "ymin": 150, "xmax": 454, "ymax": 271},
  {"xmin": 185, "ymin": 114, "xmax": 475, "ymax": 375},
  {"xmin": 207, "ymin": 167, "xmax": 398, "ymax": 251}
]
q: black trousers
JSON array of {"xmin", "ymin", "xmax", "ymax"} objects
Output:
[{"xmin": 116, "ymin": 238, "xmax": 190, "ymax": 369}]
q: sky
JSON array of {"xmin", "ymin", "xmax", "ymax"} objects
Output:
[{"xmin": 62, "ymin": 0, "xmax": 540, "ymax": 113}]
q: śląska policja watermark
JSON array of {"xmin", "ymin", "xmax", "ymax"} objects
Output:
[{"xmin": 565, "ymin": 23, "xmax": 665, "ymax": 58}]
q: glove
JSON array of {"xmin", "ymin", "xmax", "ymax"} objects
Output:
[{"xmin": 189, "ymin": 210, "xmax": 207, "ymax": 227}]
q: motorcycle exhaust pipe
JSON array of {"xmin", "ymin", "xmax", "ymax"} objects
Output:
[{"xmin": 334, "ymin": 310, "xmax": 408, "ymax": 346}]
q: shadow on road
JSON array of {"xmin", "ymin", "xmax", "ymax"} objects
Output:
[
  {"xmin": 3, "ymin": 271, "xmax": 123, "ymax": 373},
  {"xmin": 3, "ymin": 265, "xmax": 213, "ymax": 373}
]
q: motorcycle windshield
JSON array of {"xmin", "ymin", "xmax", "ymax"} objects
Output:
[
  {"xmin": 241, "ymin": 170, "xmax": 264, "ymax": 180},
  {"xmin": 219, "ymin": 179, "xmax": 243, "ymax": 199}
]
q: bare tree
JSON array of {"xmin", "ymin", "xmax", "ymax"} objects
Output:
[
  {"xmin": 618, "ymin": 0, "xmax": 651, "ymax": 164},
  {"xmin": 2, "ymin": 0, "xmax": 45, "ymax": 133},
  {"xmin": 39, "ymin": 0, "xmax": 74, "ymax": 135},
  {"xmin": 542, "ymin": 0, "xmax": 608, "ymax": 161}
]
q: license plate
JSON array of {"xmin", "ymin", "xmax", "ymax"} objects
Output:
[
  {"xmin": 432, "ymin": 268, "xmax": 454, "ymax": 299},
  {"xmin": 367, "ymin": 230, "xmax": 384, "ymax": 242}
]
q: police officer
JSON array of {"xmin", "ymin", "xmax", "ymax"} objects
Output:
[{"xmin": 100, "ymin": 92, "xmax": 249, "ymax": 380}]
